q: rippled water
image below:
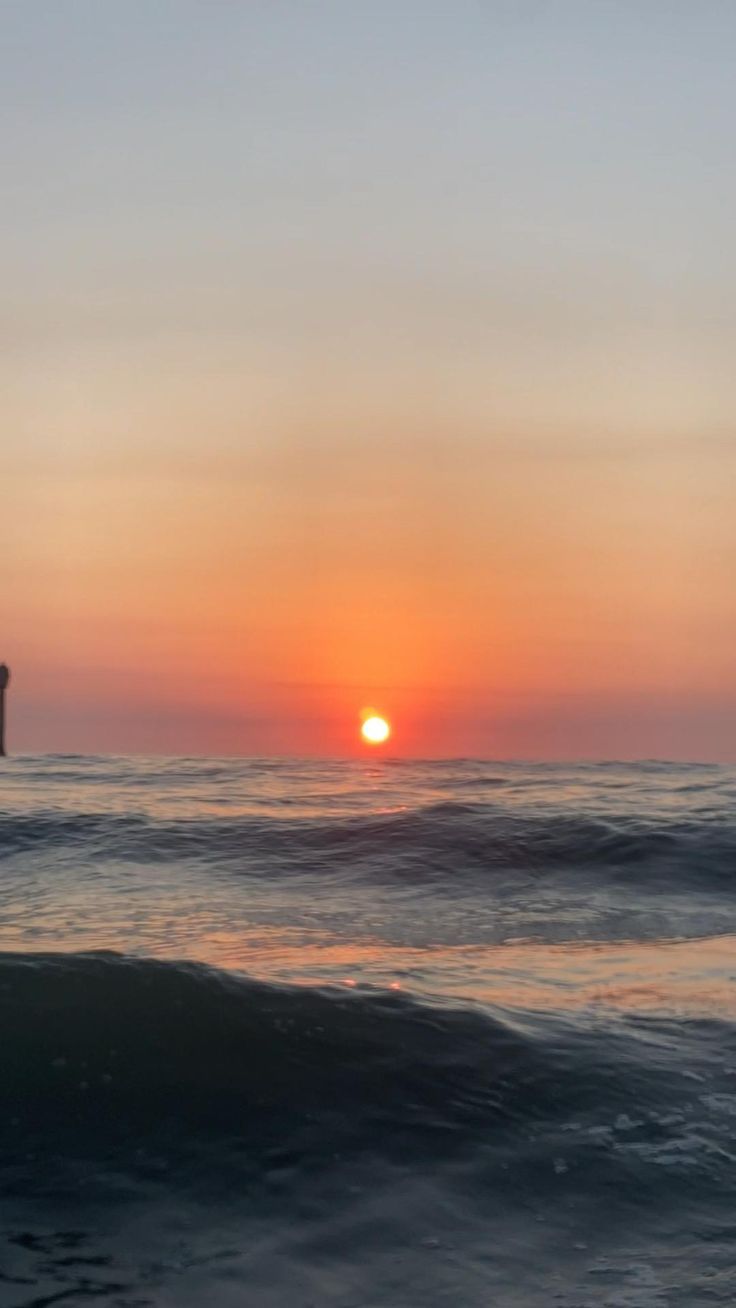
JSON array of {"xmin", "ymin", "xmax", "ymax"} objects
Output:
[{"xmin": 1, "ymin": 757, "xmax": 735, "ymax": 1306}]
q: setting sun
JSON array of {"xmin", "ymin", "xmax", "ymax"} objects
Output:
[{"xmin": 361, "ymin": 714, "xmax": 391, "ymax": 745}]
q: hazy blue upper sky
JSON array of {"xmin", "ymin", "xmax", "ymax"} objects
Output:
[{"xmin": 3, "ymin": 1, "xmax": 736, "ymax": 756}]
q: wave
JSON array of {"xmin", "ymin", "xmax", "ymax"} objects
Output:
[
  {"xmin": 2, "ymin": 951, "xmax": 732, "ymax": 1164},
  {"xmin": 2, "ymin": 801, "xmax": 735, "ymax": 890},
  {"xmin": 0, "ymin": 950, "xmax": 555, "ymax": 1144}
]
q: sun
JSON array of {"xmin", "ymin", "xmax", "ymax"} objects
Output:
[{"xmin": 361, "ymin": 714, "xmax": 391, "ymax": 745}]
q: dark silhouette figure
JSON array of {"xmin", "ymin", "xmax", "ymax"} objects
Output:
[{"xmin": 0, "ymin": 664, "xmax": 9, "ymax": 757}]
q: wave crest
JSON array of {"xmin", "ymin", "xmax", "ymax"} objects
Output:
[{"xmin": 2, "ymin": 802, "xmax": 735, "ymax": 889}]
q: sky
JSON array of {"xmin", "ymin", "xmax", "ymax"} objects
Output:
[{"xmin": 3, "ymin": 0, "xmax": 736, "ymax": 758}]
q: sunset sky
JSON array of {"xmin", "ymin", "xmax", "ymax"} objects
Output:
[{"xmin": 4, "ymin": 1, "xmax": 736, "ymax": 758}]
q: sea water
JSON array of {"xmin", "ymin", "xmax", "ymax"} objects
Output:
[{"xmin": 1, "ymin": 757, "xmax": 735, "ymax": 1306}]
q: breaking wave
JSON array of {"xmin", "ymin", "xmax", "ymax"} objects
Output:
[
  {"xmin": 2, "ymin": 950, "xmax": 735, "ymax": 1194},
  {"xmin": 2, "ymin": 800, "xmax": 735, "ymax": 891}
]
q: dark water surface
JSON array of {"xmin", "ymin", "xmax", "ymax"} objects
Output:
[{"xmin": 1, "ymin": 757, "xmax": 735, "ymax": 1306}]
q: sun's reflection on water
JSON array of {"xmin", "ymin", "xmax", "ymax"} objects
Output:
[{"xmin": 5, "ymin": 912, "xmax": 733, "ymax": 1021}]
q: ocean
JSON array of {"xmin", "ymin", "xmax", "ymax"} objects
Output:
[{"xmin": 1, "ymin": 756, "xmax": 735, "ymax": 1307}]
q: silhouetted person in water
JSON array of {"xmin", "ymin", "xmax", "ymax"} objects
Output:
[{"xmin": 0, "ymin": 664, "xmax": 9, "ymax": 757}]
